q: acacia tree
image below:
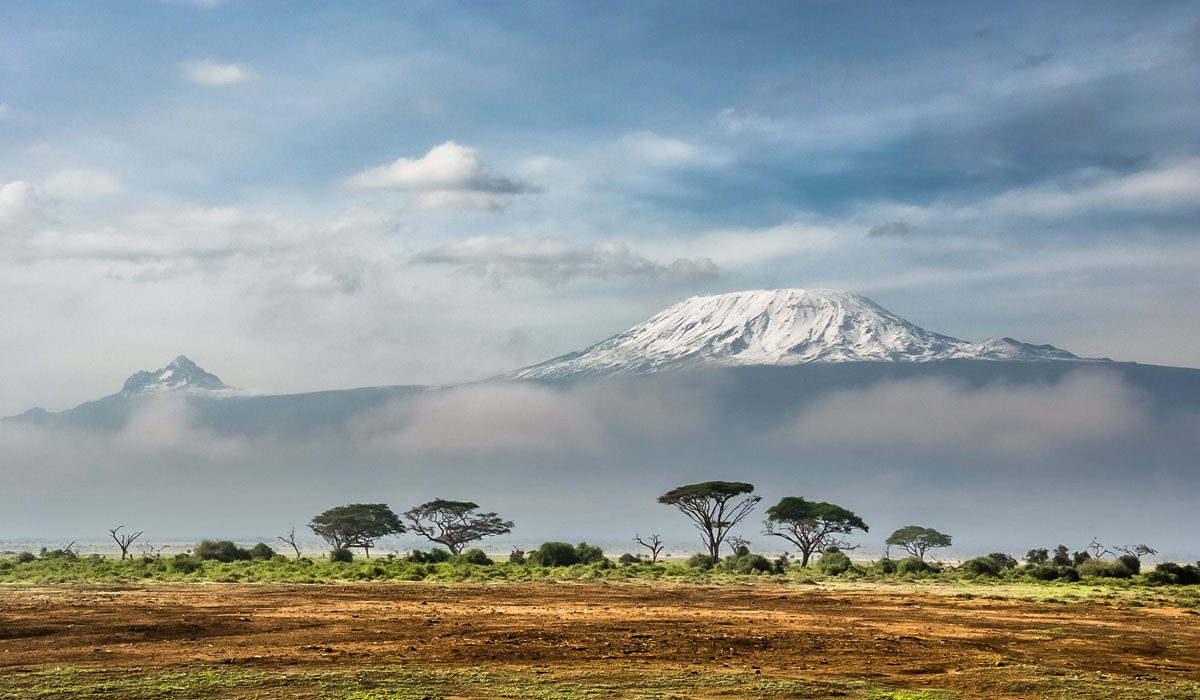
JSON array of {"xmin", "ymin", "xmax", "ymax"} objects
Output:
[
  {"xmin": 885, "ymin": 525, "xmax": 952, "ymax": 561},
  {"xmin": 309, "ymin": 504, "xmax": 404, "ymax": 558},
  {"xmin": 763, "ymin": 496, "xmax": 868, "ymax": 566},
  {"xmin": 402, "ymin": 499, "xmax": 514, "ymax": 555},
  {"xmin": 658, "ymin": 481, "xmax": 761, "ymax": 560}
]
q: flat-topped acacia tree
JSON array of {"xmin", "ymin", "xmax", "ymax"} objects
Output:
[
  {"xmin": 658, "ymin": 481, "xmax": 761, "ymax": 560},
  {"xmin": 886, "ymin": 525, "xmax": 952, "ymax": 561},
  {"xmin": 763, "ymin": 496, "xmax": 868, "ymax": 566},
  {"xmin": 309, "ymin": 503, "xmax": 404, "ymax": 558},
  {"xmin": 402, "ymin": 499, "xmax": 514, "ymax": 555}
]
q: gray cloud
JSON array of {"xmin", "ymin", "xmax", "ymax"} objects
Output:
[
  {"xmin": 1014, "ymin": 52, "xmax": 1054, "ymax": 70},
  {"xmin": 867, "ymin": 220, "xmax": 915, "ymax": 239},
  {"xmin": 413, "ymin": 235, "xmax": 719, "ymax": 286},
  {"xmin": 780, "ymin": 369, "xmax": 1154, "ymax": 456}
]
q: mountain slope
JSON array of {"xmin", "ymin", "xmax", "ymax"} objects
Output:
[{"xmin": 511, "ymin": 289, "xmax": 1088, "ymax": 380}]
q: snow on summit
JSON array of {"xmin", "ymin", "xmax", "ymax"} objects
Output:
[
  {"xmin": 511, "ymin": 289, "xmax": 1086, "ymax": 379},
  {"xmin": 118, "ymin": 355, "xmax": 232, "ymax": 398}
]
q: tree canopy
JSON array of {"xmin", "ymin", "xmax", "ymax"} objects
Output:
[
  {"xmin": 885, "ymin": 525, "xmax": 952, "ymax": 561},
  {"xmin": 309, "ymin": 503, "xmax": 404, "ymax": 558},
  {"xmin": 403, "ymin": 499, "xmax": 514, "ymax": 555},
  {"xmin": 658, "ymin": 481, "xmax": 761, "ymax": 560},
  {"xmin": 763, "ymin": 496, "xmax": 868, "ymax": 566}
]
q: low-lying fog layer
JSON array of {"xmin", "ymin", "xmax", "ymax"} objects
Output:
[{"xmin": 3, "ymin": 363, "xmax": 1198, "ymax": 560}]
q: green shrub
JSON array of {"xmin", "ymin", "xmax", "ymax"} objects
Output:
[
  {"xmin": 962, "ymin": 556, "xmax": 1002, "ymax": 578},
  {"xmin": 686, "ymin": 553, "xmax": 715, "ymax": 569},
  {"xmin": 1058, "ymin": 566, "xmax": 1080, "ymax": 582},
  {"xmin": 873, "ymin": 557, "xmax": 896, "ymax": 574},
  {"xmin": 575, "ymin": 542, "xmax": 607, "ymax": 565},
  {"xmin": 1117, "ymin": 554, "xmax": 1141, "ymax": 575},
  {"xmin": 16, "ymin": 552, "xmax": 35, "ymax": 564},
  {"xmin": 1147, "ymin": 562, "xmax": 1200, "ymax": 586},
  {"xmin": 1079, "ymin": 558, "xmax": 1132, "ymax": 579},
  {"xmin": 167, "ymin": 553, "xmax": 200, "ymax": 574},
  {"xmin": 815, "ymin": 551, "xmax": 852, "ymax": 575},
  {"xmin": 508, "ymin": 549, "xmax": 526, "ymax": 565},
  {"xmin": 528, "ymin": 542, "xmax": 580, "ymax": 567},
  {"xmin": 725, "ymin": 552, "xmax": 773, "ymax": 574},
  {"xmin": 329, "ymin": 548, "xmax": 354, "ymax": 563},
  {"xmin": 618, "ymin": 553, "xmax": 640, "ymax": 566},
  {"xmin": 896, "ymin": 557, "xmax": 935, "ymax": 575},
  {"xmin": 986, "ymin": 552, "xmax": 1018, "ymax": 569},
  {"xmin": 248, "ymin": 543, "xmax": 275, "ymax": 560},
  {"xmin": 193, "ymin": 540, "xmax": 251, "ymax": 563},
  {"xmin": 1029, "ymin": 565, "xmax": 1059, "ymax": 581},
  {"xmin": 772, "ymin": 555, "xmax": 791, "ymax": 574},
  {"xmin": 452, "ymin": 548, "xmax": 493, "ymax": 566}
]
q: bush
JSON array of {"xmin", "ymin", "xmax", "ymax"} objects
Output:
[
  {"xmin": 773, "ymin": 555, "xmax": 791, "ymax": 574},
  {"xmin": 986, "ymin": 552, "xmax": 1018, "ymax": 570},
  {"xmin": 193, "ymin": 540, "xmax": 252, "ymax": 563},
  {"xmin": 575, "ymin": 542, "xmax": 607, "ymax": 565},
  {"xmin": 1029, "ymin": 565, "xmax": 1060, "ymax": 581},
  {"xmin": 962, "ymin": 556, "xmax": 1002, "ymax": 578},
  {"xmin": 248, "ymin": 543, "xmax": 275, "ymax": 560},
  {"xmin": 873, "ymin": 557, "xmax": 896, "ymax": 574},
  {"xmin": 686, "ymin": 553, "xmax": 715, "ymax": 569},
  {"xmin": 329, "ymin": 548, "xmax": 354, "ymax": 563},
  {"xmin": 1117, "ymin": 554, "xmax": 1141, "ymax": 575},
  {"xmin": 896, "ymin": 557, "xmax": 935, "ymax": 575},
  {"xmin": 1147, "ymin": 562, "xmax": 1200, "ymax": 586},
  {"xmin": 1058, "ymin": 566, "xmax": 1080, "ymax": 582},
  {"xmin": 508, "ymin": 549, "xmax": 526, "ymax": 565},
  {"xmin": 725, "ymin": 552, "xmax": 773, "ymax": 574},
  {"xmin": 527, "ymin": 542, "xmax": 580, "ymax": 567},
  {"xmin": 618, "ymin": 553, "xmax": 640, "ymax": 566},
  {"xmin": 452, "ymin": 548, "xmax": 493, "ymax": 566},
  {"xmin": 1079, "ymin": 558, "xmax": 1132, "ymax": 579},
  {"xmin": 815, "ymin": 551, "xmax": 851, "ymax": 575},
  {"xmin": 16, "ymin": 552, "xmax": 35, "ymax": 564},
  {"xmin": 167, "ymin": 553, "xmax": 200, "ymax": 574}
]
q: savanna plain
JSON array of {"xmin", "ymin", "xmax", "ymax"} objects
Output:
[{"xmin": 2, "ymin": 568, "xmax": 1199, "ymax": 700}]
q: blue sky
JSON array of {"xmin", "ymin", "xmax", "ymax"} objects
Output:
[{"xmin": 2, "ymin": 0, "xmax": 1199, "ymax": 413}]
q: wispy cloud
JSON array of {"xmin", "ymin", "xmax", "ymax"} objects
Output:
[
  {"xmin": 413, "ymin": 235, "xmax": 718, "ymax": 286},
  {"xmin": 348, "ymin": 141, "xmax": 537, "ymax": 211},
  {"xmin": 182, "ymin": 60, "xmax": 257, "ymax": 86}
]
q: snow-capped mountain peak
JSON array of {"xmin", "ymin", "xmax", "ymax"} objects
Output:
[
  {"xmin": 511, "ymin": 288, "xmax": 1087, "ymax": 379},
  {"xmin": 118, "ymin": 355, "xmax": 232, "ymax": 398}
]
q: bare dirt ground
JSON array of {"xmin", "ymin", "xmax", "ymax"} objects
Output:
[{"xmin": 1, "ymin": 581, "xmax": 1198, "ymax": 699}]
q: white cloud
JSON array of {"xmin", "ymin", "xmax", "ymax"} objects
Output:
[
  {"xmin": 618, "ymin": 132, "xmax": 713, "ymax": 166},
  {"xmin": 26, "ymin": 206, "xmax": 298, "ymax": 260},
  {"xmin": 182, "ymin": 60, "xmax": 257, "ymax": 86},
  {"xmin": 43, "ymin": 169, "xmax": 123, "ymax": 200},
  {"xmin": 348, "ymin": 141, "xmax": 535, "ymax": 211},
  {"xmin": 413, "ymin": 235, "xmax": 719, "ymax": 285},
  {"xmin": 0, "ymin": 180, "xmax": 49, "ymax": 231}
]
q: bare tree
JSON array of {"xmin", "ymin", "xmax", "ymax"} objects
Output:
[
  {"xmin": 1088, "ymin": 537, "xmax": 1114, "ymax": 560},
  {"xmin": 142, "ymin": 543, "xmax": 169, "ymax": 560},
  {"xmin": 108, "ymin": 526, "xmax": 143, "ymax": 562},
  {"xmin": 61, "ymin": 541, "xmax": 78, "ymax": 557},
  {"xmin": 728, "ymin": 535, "xmax": 751, "ymax": 553},
  {"xmin": 1116, "ymin": 543, "xmax": 1158, "ymax": 560},
  {"xmin": 633, "ymin": 533, "xmax": 664, "ymax": 564},
  {"xmin": 278, "ymin": 527, "xmax": 302, "ymax": 559}
]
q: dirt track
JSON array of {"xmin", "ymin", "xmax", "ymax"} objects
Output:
[{"xmin": 1, "ymin": 581, "xmax": 1198, "ymax": 697}]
